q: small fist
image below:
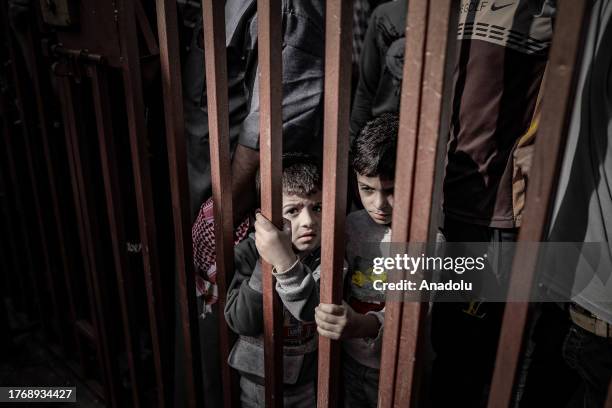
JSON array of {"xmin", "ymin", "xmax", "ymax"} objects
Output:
[
  {"xmin": 315, "ymin": 302, "xmax": 354, "ymax": 340},
  {"xmin": 315, "ymin": 302, "xmax": 381, "ymax": 340},
  {"xmin": 254, "ymin": 212, "xmax": 297, "ymax": 272}
]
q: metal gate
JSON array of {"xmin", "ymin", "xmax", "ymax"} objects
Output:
[{"xmin": 1, "ymin": 0, "xmax": 609, "ymax": 407}]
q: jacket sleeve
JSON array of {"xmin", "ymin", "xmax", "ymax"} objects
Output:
[
  {"xmin": 273, "ymin": 260, "xmax": 320, "ymax": 322},
  {"xmin": 274, "ymin": 259, "xmax": 350, "ymax": 322},
  {"xmin": 224, "ymin": 240, "xmax": 264, "ymax": 336},
  {"xmin": 349, "ymin": 9, "xmax": 383, "ymax": 140},
  {"xmin": 365, "ymin": 308, "xmax": 385, "ymax": 348},
  {"xmin": 237, "ymin": 7, "xmax": 325, "ymax": 154}
]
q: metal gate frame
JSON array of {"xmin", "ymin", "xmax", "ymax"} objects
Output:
[{"xmin": 2, "ymin": 0, "xmax": 611, "ymax": 407}]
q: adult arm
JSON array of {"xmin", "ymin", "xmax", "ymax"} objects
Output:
[
  {"xmin": 235, "ymin": 6, "xmax": 326, "ymax": 164},
  {"xmin": 350, "ymin": 9, "xmax": 383, "ymax": 139},
  {"xmin": 231, "ymin": 144, "xmax": 259, "ymax": 226}
]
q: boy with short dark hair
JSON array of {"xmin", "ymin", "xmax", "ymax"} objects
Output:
[
  {"xmin": 316, "ymin": 113, "xmax": 398, "ymax": 408},
  {"xmin": 224, "ymin": 153, "xmax": 323, "ymax": 407}
]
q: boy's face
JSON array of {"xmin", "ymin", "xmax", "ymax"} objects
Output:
[
  {"xmin": 282, "ymin": 190, "xmax": 323, "ymax": 253},
  {"xmin": 356, "ymin": 173, "xmax": 394, "ymax": 225}
]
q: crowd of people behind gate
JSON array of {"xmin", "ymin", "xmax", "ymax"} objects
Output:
[{"xmin": 182, "ymin": 0, "xmax": 612, "ymax": 407}]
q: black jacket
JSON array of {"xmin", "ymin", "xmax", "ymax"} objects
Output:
[
  {"xmin": 350, "ymin": 0, "xmax": 407, "ymax": 140},
  {"xmin": 224, "ymin": 235, "xmax": 321, "ymax": 386}
]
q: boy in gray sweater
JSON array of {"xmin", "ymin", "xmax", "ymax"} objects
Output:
[
  {"xmin": 315, "ymin": 114, "xmax": 397, "ymax": 408},
  {"xmin": 224, "ymin": 154, "xmax": 323, "ymax": 407}
]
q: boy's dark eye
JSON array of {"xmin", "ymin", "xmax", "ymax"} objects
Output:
[
  {"xmin": 313, "ymin": 204, "xmax": 322, "ymax": 213},
  {"xmin": 284, "ymin": 208, "xmax": 298, "ymax": 216},
  {"xmin": 359, "ymin": 185, "xmax": 373, "ymax": 192}
]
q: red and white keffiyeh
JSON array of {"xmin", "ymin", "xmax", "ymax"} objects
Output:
[{"xmin": 192, "ymin": 197, "xmax": 251, "ymax": 317}]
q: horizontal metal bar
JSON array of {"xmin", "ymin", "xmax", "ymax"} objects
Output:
[{"xmin": 50, "ymin": 44, "xmax": 106, "ymax": 64}]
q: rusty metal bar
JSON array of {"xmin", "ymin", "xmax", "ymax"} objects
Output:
[
  {"xmin": 24, "ymin": 20, "xmax": 86, "ymax": 358},
  {"xmin": 0, "ymin": 152, "xmax": 16, "ymax": 291},
  {"xmin": 57, "ymin": 76, "xmax": 119, "ymax": 407},
  {"xmin": 156, "ymin": 0, "xmax": 207, "ymax": 406},
  {"xmin": 316, "ymin": 1, "xmax": 353, "ymax": 407},
  {"xmin": 486, "ymin": 1, "xmax": 591, "ymax": 406},
  {"xmin": 117, "ymin": 1, "xmax": 173, "ymax": 405},
  {"xmin": 258, "ymin": 0, "xmax": 284, "ymax": 406},
  {"xmin": 0, "ymin": 99, "xmax": 27, "ymax": 317},
  {"xmin": 407, "ymin": 0, "xmax": 454, "ymax": 242},
  {"xmin": 201, "ymin": 1, "xmax": 239, "ymax": 407},
  {"xmin": 4, "ymin": 17, "xmax": 57, "ymax": 337},
  {"xmin": 392, "ymin": 1, "xmax": 454, "ymax": 406},
  {"xmin": 1, "ymin": 137, "xmax": 34, "ymax": 315},
  {"xmin": 0, "ymin": 97, "xmax": 31, "ymax": 316},
  {"xmin": 378, "ymin": 0, "xmax": 429, "ymax": 406},
  {"xmin": 13, "ymin": 67, "xmax": 61, "ymax": 345},
  {"xmin": 0, "ymin": 167, "xmax": 13, "ymax": 290},
  {"xmin": 90, "ymin": 65, "xmax": 141, "ymax": 408},
  {"xmin": 136, "ymin": 0, "xmax": 160, "ymax": 55},
  {"xmin": 24, "ymin": 22, "xmax": 84, "ymax": 362}
]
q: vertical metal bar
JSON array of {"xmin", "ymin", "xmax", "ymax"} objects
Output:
[
  {"xmin": 201, "ymin": 2, "xmax": 239, "ymax": 407},
  {"xmin": 606, "ymin": 381, "xmax": 612, "ymax": 408},
  {"xmin": 0, "ymin": 108, "xmax": 26, "ymax": 313},
  {"xmin": 0, "ymin": 90, "xmax": 33, "ymax": 317},
  {"xmin": 0, "ymin": 103, "xmax": 42, "ymax": 323},
  {"xmin": 0, "ymin": 0, "xmax": 28, "ymax": 317},
  {"xmin": 23, "ymin": 23, "xmax": 83, "ymax": 361},
  {"xmin": 392, "ymin": 1, "xmax": 454, "ymax": 406},
  {"xmin": 90, "ymin": 65, "xmax": 141, "ymax": 408},
  {"xmin": 0, "ymin": 155, "xmax": 17, "ymax": 290},
  {"xmin": 3, "ymin": 15, "xmax": 50, "ymax": 334},
  {"xmin": 156, "ymin": 0, "xmax": 207, "ymax": 406},
  {"xmin": 486, "ymin": 2, "xmax": 590, "ymax": 406},
  {"xmin": 0, "ymin": 167, "xmax": 11, "ymax": 289},
  {"xmin": 378, "ymin": 0, "xmax": 429, "ymax": 406},
  {"xmin": 316, "ymin": 1, "xmax": 353, "ymax": 407},
  {"xmin": 25, "ymin": 26, "xmax": 69, "ymax": 336},
  {"xmin": 57, "ymin": 76, "xmax": 118, "ymax": 407},
  {"xmin": 258, "ymin": 0, "xmax": 284, "ymax": 406},
  {"xmin": 117, "ymin": 1, "xmax": 174, "ymax": 405},
  {"xmin": 16, "ymin": 64, "xmax": 62, "ymax": 346},
  {"xmin": 136, "ymin": 0, "xmax": 160, "ymax": 55}
]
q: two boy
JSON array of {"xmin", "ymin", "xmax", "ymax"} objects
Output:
[{"xmin": 224, "ymin": 115, "xmax": 398, "ymax": 407}]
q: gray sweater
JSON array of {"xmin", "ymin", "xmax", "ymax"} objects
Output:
[
  {"xmin": 224, "ymin": 235, "xmax": 321, "ymax": 385},
  {"xmin": 343, "ymin": 210, "xmax": 390, "ymax": 369}
]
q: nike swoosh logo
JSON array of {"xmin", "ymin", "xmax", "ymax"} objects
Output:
[{"xmin": 491, "ymin": 2, "xmax": 514, "ymax": 11}]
